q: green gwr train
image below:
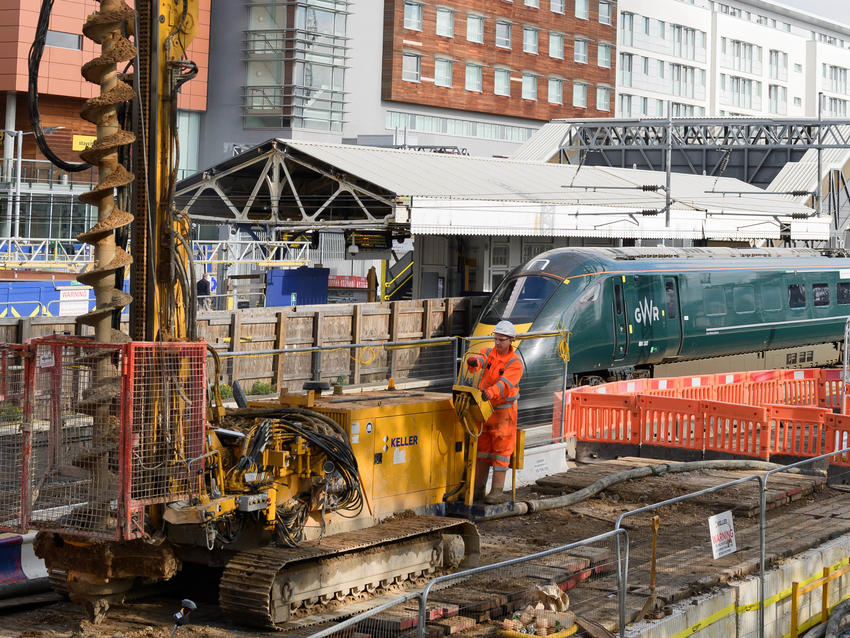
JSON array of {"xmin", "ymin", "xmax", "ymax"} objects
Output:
[{"xmin": 471, "ymin": 247, "xmax": 850, "ymax": 424}]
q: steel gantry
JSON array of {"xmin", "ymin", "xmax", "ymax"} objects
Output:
[{"xmin": 548, "ymin": 117, "xmax": 850, "ymax": 189}]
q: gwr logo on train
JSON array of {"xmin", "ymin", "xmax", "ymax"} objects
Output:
[{"xmin": 634, "ymin": 296, "xmax": 660, "ymax": 326}]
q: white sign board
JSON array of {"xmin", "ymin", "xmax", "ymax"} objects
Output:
[
  {"xmin": 708, "ymin": 510, "xmax": 737, "ymax": 559},
  {"xmin": 58, "ymin": 287, "xmax": 91, "ymax": 317}
]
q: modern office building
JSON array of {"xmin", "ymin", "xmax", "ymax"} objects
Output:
[
  {"xmin": 616, "ymin": 0, "xmax": 850, "ymax": 118},
  {"xmin": 0, "ymin": 0, "xmax": 210, "ymax": 245},
  {"xmin": 198, "ymin": 0, "xmax": 617, "ymax": 167}
]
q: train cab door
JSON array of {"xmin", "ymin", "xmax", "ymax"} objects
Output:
[
  {"xmin": 611, "ymin": 277, "xmax": 628, "ymax": 361},
  {"xmin": 662, "ymin": 276, "xmax": 683, "ymax": 356}
]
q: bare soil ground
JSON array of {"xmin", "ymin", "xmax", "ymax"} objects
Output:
[{"xmin": 1, "ymin": 462, "xmax": 845, "ymax": 638}]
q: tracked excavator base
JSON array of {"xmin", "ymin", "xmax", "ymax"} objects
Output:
[{"xmin": 219, "ymin": 516, "xmax": 479, "ymax": 629}]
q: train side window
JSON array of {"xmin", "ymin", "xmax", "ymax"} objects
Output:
[
  {"xmin": 664, "ymin": 281, "xmax": 677, "ymax": 319},
  {"xmin": 762, "ymin": 285, "xmax": 782, "ymax": 311},
  {"xmin": 733, "ymin": 285, "xmax": 755, "ymax": 314},
  {"xmin": 813, "ymin": 283, "xmax": 830, "ymax": 307},
  {"xmin": 614, "ymin": 283, "xmax": 624, "ymax": 315},
  {"xmin": 704, "ymin": 286, "xmax": 727, "ymax": 316},
  {"xmin": 788, "ymin": 284, "xmax": 806, "ymax": 309},
  {"xmin": 837, "ymin": 282, "xmax": 850, "ymax": 304}
]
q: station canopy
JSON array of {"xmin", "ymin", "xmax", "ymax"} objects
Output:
[{"xmin": 175, "ymin": 139, "xmax": 825, "ymax": 241}]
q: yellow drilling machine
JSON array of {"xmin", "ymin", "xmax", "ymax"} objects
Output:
[{"xmin": 0, "ymin": 0, "xmax": 508, "ymax": 629}]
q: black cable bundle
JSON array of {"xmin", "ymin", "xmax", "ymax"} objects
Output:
[{"xmin": 28, "ymin": 0, "xmax": 91, "ymax": 172}]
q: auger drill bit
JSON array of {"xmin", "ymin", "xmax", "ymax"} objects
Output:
[{"xmin": 73, "ymin": 0, "xmax": 137, "ymax": 527}]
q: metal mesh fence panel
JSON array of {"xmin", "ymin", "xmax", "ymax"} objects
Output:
[
  {"xmin": 26, "ymin": 337, "xmax": 126, "ymax": 540},
  {"xmin": 0, "ymin": 344, "xmax": 27, "ymax": 532},
  {"xmin": 126, "ymin": 342, "xmax": 206, "ymax": 520},
  {"xmin": 307, "ymin": 592, "xmax": 424, "ymax": 638},
  {"xmin": 422, "ymin": 531, "xmax": 624, "ymax": 637},
  {"xmin": 619, "ymin": 478, "xmax": 763, "ymax": 638}
]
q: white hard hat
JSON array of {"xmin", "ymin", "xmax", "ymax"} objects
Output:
[{"xmin": 493, "ymin": 320, "xmax": 516, "ymax": 338}]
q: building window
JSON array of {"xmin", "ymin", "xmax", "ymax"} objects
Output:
[
  {"xmin": 620, "ymin": 53, "xmax": 632, "ymax": 87},
  {"xmin": 494, "ymin": 69, "xmax": 511, "ymax": 96},
  {"xmin": 403, "ymin": 2, "xmax": 423, "ymax": 30},
  {"xmin": 794, "ymin": 62, "xmax": 803, "ymax": 73},
  {"xmin": 467, "ymin": 15, "xmax": 484, "ymax": 43},
  {"xmin": 657, "ymin": 20, "xmax": 665, "ymax": 38},
  {"xmin": 619, "ymin": 93, "xmax": 632, "ymax": 117},
  {"xmin": 768, "ymin": 84, "xmax": 786, "ymax": 114},
  {"xmin": 387, "ymin": 110, "xmax": 536, "ymax": 143},
  {"xmin": 548, "ymin": 78, "xmax": 563, "ymax": 104},
  {"xmin": 45, "ymin": 30, "xmax": 82, "ymax": 50},
  {"xmin": 794, "ymin": 96, "xmax": 802, "ymax": 106},
  {"xmin": 573, "ymin": 82, "xmax": 587, "ymax": 107},
  {"xmin": 465, "ymin": 63, "xmax": 483, "ymax": 91},
  {"xmin": 599, "ymin": 1, "xmax": 612, "ymax": 25},
  {"xmin": 596, "ymin": 86, "xmax": 611, "ymax": 111},
  {"xmin": 523, "ymin": 27, "xmax": 539, "ymax": 54},
  {"xmin": 671, "ymin": 24, "xmax": 698, "ymax": 61},
  {"xmin": 598, "ymin": 43, "xmax": 612, "ymax": 68},
  {"xmin": 522, "ymin": 73, "xmax": 538, "ymax": 100},
  {"xmin": 549, "ymin": 32, "xmax": 564, "ymax": 59},
  {"xmin": 435, "ymin": 58, "xmax": 453, "ymax": 87},
  {"xmin": 436, "ymin": 8, "xmax": 454, "ymax": 37},
  {"xmin": 402, "ymin": 53, "xmax": 421, "ymax": 82},
  {"xmin": 574, "ymin": 38, "xmax": 588, "ymax": 63},
  {"xmin": 525, "ymin": 0, "xmax": 540, "ymax": 6},
  {"xmin": 496, "ymin": 22, "xmax": 512, "ymax": 49},
  {"xmin": 575, "ymin": 0, "xmax": 589, "ymax": 20},
  {"xmin": 769, "ymin": 50, "xmax": 788, "ymax": 81},
  {"xmin": 551, "ymin": 0, "xmax": 565, "ymax": 13}
]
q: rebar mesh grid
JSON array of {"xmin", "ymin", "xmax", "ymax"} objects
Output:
[
  {"xmin": 126, "ymin": 342, "xmax": 206, "ymax": 511},
  {"xmin": 0, "ymin": 345, "xmax": 28, "ymax": 532},
  {"xmin": 26, "ymin": 337, "xmax": 125, "ymax": 539}
]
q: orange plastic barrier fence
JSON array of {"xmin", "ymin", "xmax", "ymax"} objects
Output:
[
  {"xmin": 552, "ymin": 368, "xmax": 850, "ymax": 464},
  {"xmin": 571, "ymin": 393, "xmax": 640, "ymax": 445},
  {"xmin": 703, "ymin": 400, "xmax": 770, "ymax": 460},
  {"xmin": 637, "ymin": 395, "xmax": 703, "ymax": 452},
  {"xmin": 765, "ymin": 404, "xmax": 832, "ymax": 459},
  {"xmin": 824, "ymin": 413, "xmax": 850, "ymax": 467}
]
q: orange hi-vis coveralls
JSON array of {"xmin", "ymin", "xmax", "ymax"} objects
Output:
[{"xmin": 467, "ymin": 346, "xmax": 524, "ymax": 471}]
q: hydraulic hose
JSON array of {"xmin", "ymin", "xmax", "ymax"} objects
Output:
[{"xmin": 478, "ymin": 459, "xmax": 817, "ymax": 522}]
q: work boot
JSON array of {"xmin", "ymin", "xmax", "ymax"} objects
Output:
[
  {"xmin": 484, "ymin": 471, "xmax": 509, "ymax": 504},
  {"xmin": 484, "ymin": 491, "xmax": 509, "ymax": 505}
]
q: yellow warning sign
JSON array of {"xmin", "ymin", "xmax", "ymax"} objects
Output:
[{"xmin": 72, "ymin": 135, "xmax": 96, "ymax": 151}]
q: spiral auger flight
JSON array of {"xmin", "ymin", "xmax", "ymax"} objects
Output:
[
  {"xmin": 70, "ymin": 0, "xmax": 139, "ymax": 529},
  {"xmin": 76, "ymin": 0, "xmax": 137, "ymax": 344}
]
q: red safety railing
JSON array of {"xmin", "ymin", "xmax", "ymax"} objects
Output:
[
  {"xmin": 553, "ymin": 368, "xmax": 850, "ymax": 467},
  {"xmin": 0, "ymin": 336, "xmax": 207, "ymax": 539}
]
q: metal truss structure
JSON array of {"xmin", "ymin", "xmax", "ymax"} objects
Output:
[
  {"xmin": 175, "ymin": 139, "xmax": 399, "ymax": 232},
  {"xmin": 0, "ymin": 239, "xmax": 311, "ymax": 272},
  {"xmin": 555, "ymin": 117, "xmax": 850, "ymax": 189}
]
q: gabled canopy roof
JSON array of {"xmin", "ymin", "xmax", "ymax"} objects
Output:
[{"xmin": 176, "ymin": 139, "xmax": 823, "ymax": 240}]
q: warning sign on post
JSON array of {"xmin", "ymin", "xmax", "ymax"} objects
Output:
[{"xmin": 708, "ymin": 510, "xmax": 737, "ymax": 559}]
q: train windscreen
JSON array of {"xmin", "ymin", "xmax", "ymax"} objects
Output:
[{"xmin": 480, "ymin": 275, "xmax": 560, "ymax": 325}]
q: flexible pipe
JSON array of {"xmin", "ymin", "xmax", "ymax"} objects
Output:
[{"xmin": 478, "ymin": 459, "xmax": 817, "ymax": 522}]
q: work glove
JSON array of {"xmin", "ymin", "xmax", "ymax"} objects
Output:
[
  {"xmin": 481, "ymin": 388, "xmax": 493, "ymax": 401},
  {"xmin": 467, "ymin": 358, "xmax": 480, "ymax": 372}
]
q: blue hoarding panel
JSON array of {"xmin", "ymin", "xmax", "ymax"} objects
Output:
[{"xmin": 265, "ymin": 267, "xmax": 329, "ymax": 307}]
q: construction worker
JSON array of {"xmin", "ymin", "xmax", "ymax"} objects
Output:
[
  {"xmin": 196, "ymin": 272, "xmax": 212, "ymax": 310},
  {"xmin": 465, "ymin": 319, "xmax": 524, "ymax": 504}
]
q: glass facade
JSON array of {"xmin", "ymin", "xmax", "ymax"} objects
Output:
[{"xmin": 243, "ymin": 0, "xmax": 349, "ymax": 132}]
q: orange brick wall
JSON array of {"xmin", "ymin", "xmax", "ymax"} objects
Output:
[
  {"xmin": 0, "ymin": 0, "xmax": 209, "ymax": 110},
  {"xmin": 382, "ymin": 0, "xmax": 617, "ymax": 120}
]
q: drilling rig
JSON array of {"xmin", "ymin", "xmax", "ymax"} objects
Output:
[{"xmin": 0, "ymin": 0, "xmax": 480, "ymax": 629}]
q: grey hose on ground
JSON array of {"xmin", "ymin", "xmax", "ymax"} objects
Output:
[
  {"xmin": 825, "ymin": 598, "xmax": 850, "ymax": 637},
  {"xmin": 481, "ymin": 459, "xmax": 817, "ymax": 521}
]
